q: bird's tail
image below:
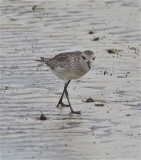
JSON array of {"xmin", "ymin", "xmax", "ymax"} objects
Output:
[{"xmin": 35, "ymin": 57, "xmax": 49, "ymax": 63}]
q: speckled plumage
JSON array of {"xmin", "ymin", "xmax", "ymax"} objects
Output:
[
  {"xmin": 39, "ymin": 50, "xmax": 95, "ymax": 81},
  {"xmin": 45, "ymin": 51, "xmax": 81, "ymax": 70}
]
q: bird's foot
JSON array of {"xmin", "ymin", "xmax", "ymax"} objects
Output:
[
  {"xmin": 70, "ymin": 110, "xmax": 81, "ymax": 115},
  {"xmin": 56, "ymin": 101, "xmax": 70, "ymax": 108},
  {"xmin": 60, "ymin": 102, "xmax": 70, "ymax": 107}
]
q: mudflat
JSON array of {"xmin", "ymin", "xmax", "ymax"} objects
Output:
[{"xmin": 0, "ymin": 0, "xmax": 140, "ymax": 160}]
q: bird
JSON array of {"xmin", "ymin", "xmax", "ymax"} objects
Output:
[{"xmin": 36, "ymin": 50, "xmax": 95, "ymax": 114}]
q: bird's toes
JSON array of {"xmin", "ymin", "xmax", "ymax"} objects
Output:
[
  {"xmin": 70, "ymin": 110, "xmax": 81, "ymax": 115},
  {"xmin": 57, "ymin": 101, "xmax": 70, "ymax": 108},
  {"xmin": 61, "ymin": 102, "xmax": 70, "ymax": 107}
]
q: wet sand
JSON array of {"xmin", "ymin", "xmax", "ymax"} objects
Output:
[{"xmin": 0, "ymin": 0, "xmax": 140, "ymax": 160}]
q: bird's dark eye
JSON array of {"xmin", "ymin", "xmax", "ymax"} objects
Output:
[
  {"xmin": 93, "ymin": 57, "xmax": 95, "ymax": 60},
  {"xmin": 82, "ymin": 55, "xmax": 86, "ymax": 60}
]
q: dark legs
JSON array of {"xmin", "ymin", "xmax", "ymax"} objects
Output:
[
  {"xmin": 64, "ymin": 85, "xmax": 81, "ymax": 114},
  {"xmin": 56, "ymin": 81, "xmax": 70, "ymax": 108},
  {"xmin": 56, "ymin": 81, "xmax": 81, "ymax": 114}
]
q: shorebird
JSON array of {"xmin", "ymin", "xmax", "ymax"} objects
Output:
[{"xmin": 36, "ymin": 50, "xmax": 95, "ymax": 114}]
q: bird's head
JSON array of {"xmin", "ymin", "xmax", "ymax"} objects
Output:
[{"xmin": 81, "ymin": 50, "xmax": 95, "ymax": 70}]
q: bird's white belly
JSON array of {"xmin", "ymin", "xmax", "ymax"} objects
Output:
[{"xmin": 50, "ymin": 67, "xmax": 88, "ymax": 81}]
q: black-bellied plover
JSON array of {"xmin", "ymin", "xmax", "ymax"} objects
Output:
[{"xmin": 36, "ymin": 50, "xmax": 95, "ymax": 114}]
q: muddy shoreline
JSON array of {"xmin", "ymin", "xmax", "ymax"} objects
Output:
[{"xmin": 0, "ymin": 0, "xmax": 140, "ymax": 160}]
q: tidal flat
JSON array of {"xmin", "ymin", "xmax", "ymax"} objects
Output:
[{"xmin": 0, "ymin": 0, "xmax": 140, "ymax": 160}]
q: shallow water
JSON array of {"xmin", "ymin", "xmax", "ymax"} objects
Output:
[{"xmin": 0, "ymin": 0, "xmax": 140, "ymax": 160}]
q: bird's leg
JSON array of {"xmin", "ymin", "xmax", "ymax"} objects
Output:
[
  {"xmin": 64, "ymin": 84, "xmax": 81, "ymax": 115},
  {"xmin": 56, "ymin": 81, "xmax": 70, "ymax": 108}
]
